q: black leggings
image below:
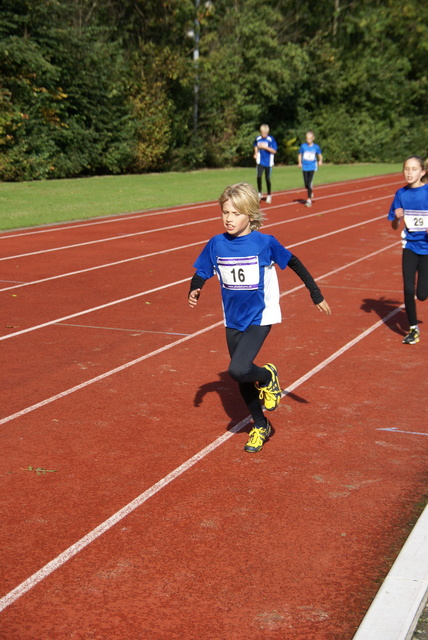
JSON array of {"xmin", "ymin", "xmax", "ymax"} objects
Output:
[
  {"xmin": 226, "ymin": 325, "xmax": 271, "ymax": 428},
  {"xmin": 257, "ymin": 165, "xmax": 272, "ymax": 195},
  {"xmin": 303, "ymin": 170, "xmax": 315, "ymax": 199},
  {"xmin": 402, "ymin": 248, "xmax": 428, "ymax": 326}
]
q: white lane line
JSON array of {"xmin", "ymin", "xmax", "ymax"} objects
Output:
[
  {"xmin": 56, "ymin": 323, "xmax": 191, "ymax": 336},
  {"xmin": 0, "ymin": 217, "xmax": 216, "ymax": 262},
  {"xmin": 0, "ymin": 320, "xmax": 223, "ymax": 426},
  {"xmin": 0, "ymin": 202, "xmax": 217, "ymax": 240},
  {"xmin": 0, "ymin": 278, "xmax": 190, "ymax": 343},
  {"xmin": 0, "ymin": 176, "xmax": 401, "ymax": 241},
  {"xmin": 0, "ymin": 241, "xmax": 400, "ymax": 421},
  {"xmin": 273, "ymin": 174, "xmax": 401, "ymax": 198},
  {"xmin": 377, "ymin": 428, "xmax": 428, "ymax": 437},
  {"xmin": 0, "ymin": 191, "xmax": 393, "ymax": 263},
  {"xmin": 0, "ymin": 304, "xmax": 403, "ymax": 613},
  {"xmin": 0, "ymin": 240, "xmax": 206, "ymax": 292},
  {"xmin": 0, "ymin": 197, "xmax": 390, "ymax": 293},
  {"xmin": 0, "ymin": 225, "xmax": 399, "ymax": 344}
]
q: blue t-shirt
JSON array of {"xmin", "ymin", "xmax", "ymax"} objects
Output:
[
  {"xmin": 193, "ymin": 231, "xmax": 292, "ymax": 331},
  {"xmin": 387, "ymin": 183, "xmax": 428, "ymax": 255},
  {"xmin": 254, "ymin": 135, "xmax": 278, "ymax": 167},
  {"xmin": 299, "ymin": 143, "xmax": 322, "ymax": 171}
]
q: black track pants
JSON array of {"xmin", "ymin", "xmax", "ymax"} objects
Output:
[
  {"xmin": 226, "ymin": 325, "xmax": 271, "ymax": 428},
  {"xmin": 303, "ymin": 170, "xmax": 315, "ymax": 199},
  {"xmin": 256, "ymin": 165, "xmax": 273, "ymax": 195},
  {"xmin": 402, "ymin": 248, "xmax": 428, "ymax": 326}
]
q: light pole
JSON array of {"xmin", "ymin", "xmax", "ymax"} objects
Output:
[{"xmin": 193, "ymin": 0, "xmax": 200, "ymax": 137}]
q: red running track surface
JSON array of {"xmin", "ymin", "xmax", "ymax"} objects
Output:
[{"xmin": 0, "ymin": 175, "xmax": 427, "ymax": 640}]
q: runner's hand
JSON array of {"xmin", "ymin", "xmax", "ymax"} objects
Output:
[
  {"xmin": 188, "ymin": 289, "xmax": 201, "ymax": 308},
  {"xmin": 316, "ymin": 299, "xmax": 331, "ymax": 315}
]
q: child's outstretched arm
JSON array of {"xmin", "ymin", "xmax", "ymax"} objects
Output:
[
  {"xmin": 288, "ymin": 254, "xmax": 331, "ymax": 316},
  {"xmin": 188, "ymin": 273, "xmax": 206, "ymax": 308}
]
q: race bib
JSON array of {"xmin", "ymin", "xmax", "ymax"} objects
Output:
[
  {"xmin": 217, "ymin": 255, "xmax": 260, "ymax": 290},
  {"xmin": 303, "ymin": 151, "xmax": 316, "ymax": 162},
  {"xmin": 404, "ymin": 210, "xmax": 428, "ymax": 231}
]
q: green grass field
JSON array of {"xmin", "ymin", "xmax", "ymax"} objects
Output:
[{"xmin": 0, "ymin": 163, "xmax": 401, "ymax": 231}]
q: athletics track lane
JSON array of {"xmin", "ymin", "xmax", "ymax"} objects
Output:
[
  {"xmin": 0, "ymin": 176, "xmax": 401, "ymax": 413},
  {"xmin": 0, "ymin": 175, "xmax": 427, "ymax": 639}
]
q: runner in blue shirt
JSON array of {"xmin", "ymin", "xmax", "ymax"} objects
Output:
[
  {"xmin": 253, "ymin": 124, "xmax": 277, "ymax": 204},
  {"xmin": 388, "ymin": 155, "xmax": 428, "ymax": 344},
  {"xmin": 298, "ymin": 131, "xmax": 323, "ymax": 207},
  {"xmin": 188, "ymin": 182, "xmax": 331, "ymax": 453}
]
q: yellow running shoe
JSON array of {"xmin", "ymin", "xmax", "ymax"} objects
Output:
[
  {"xmin": 402, "ymin": 328, "xmax": 420, "ymax": 344},
  {"xmin": 244, "ymin": 421, "xmax": 272, "ymax": 453},
  {"xmin": 255, "ymin": 363, "xmax": 282, "ymax": 411}
]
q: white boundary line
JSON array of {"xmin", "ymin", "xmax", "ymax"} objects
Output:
[{"xmin": 0, "ymin": 304, "xmax": 403, "ymax": 613}]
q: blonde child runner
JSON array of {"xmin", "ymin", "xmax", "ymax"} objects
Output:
[
  {"xmin": 253, "ymin": 124, "xmax": 277, "ymax": 204},
  {"xmin": 188, "ymin": 182, "xmax": 331, "ymax": 453},
  {"xmin": 388, "ymin": 155, "xmax": 428, "ymax": 344}
]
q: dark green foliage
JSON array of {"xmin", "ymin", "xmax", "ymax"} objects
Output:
[{"xmin": 0, "ymin": 0, "xmax": 427, "ymax": 180}]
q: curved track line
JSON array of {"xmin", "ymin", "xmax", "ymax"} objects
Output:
[
  {"xmin": 0, "ymin": 240, "xmax": 399, "ymax": 422},
  {"xmin": 0, "ymin": 304, "xmax": 403, "ymax": 613}
]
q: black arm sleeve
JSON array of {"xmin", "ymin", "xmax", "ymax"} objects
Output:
[
  {"xmin": 189, "ymin": 273, "xmax": 207, "ymax": 296},
  {"xmin": 288, "ymin": 254, "xmax": 324, "ymax": 305}
]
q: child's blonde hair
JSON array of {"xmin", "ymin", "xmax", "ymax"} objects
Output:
[
  {"xmin": 219, "ymin": 182, "xmax": 264, "ymax": 231},
  {"xmin": 260, "ymin": 124, "xmax": 270, "ymax": 135}
]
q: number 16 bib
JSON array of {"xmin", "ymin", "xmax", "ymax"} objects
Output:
[{"xmin": 217, "ymin": 256, "xmax": 260, "ymax": 290}]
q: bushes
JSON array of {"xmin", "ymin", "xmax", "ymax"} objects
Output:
[{"xmin": 0, "ymin": 0, "xmax": 427, "ymax": 180}]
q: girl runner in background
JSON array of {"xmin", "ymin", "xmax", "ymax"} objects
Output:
[
  {"xmin": 388, "ymin": 155, "xmax": 428, "ymax": 344},
  {"xmin": 298, "ymin": 131, "xmax": 323, "ymax": 207}
]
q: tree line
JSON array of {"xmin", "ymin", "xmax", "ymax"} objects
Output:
[{"xmin": 1, "ymin": 0, "xmax": 427, "ymax": 181}]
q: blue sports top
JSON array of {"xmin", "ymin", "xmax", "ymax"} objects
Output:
[
  {"xmin": 193, "ymin": 231, "xmax": 292, "ymax": 331},
  {"xmin": 254, "ymin": 135, "xmax": 278, "ymax": 167},
  {"xmin": 387, "ymin": 183, "xmax": 428, "ymax": 255},
  {"xmin": 299, "ymin": 143, "xmax": 322, "ymax": 171}
]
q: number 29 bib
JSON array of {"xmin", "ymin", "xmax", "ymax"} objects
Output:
[
  {"xmin": 217, "ymin": 255, "xmax": 260, "ymax": 290},
  {"xmin": 404, "ymin": 210, "xmax": 428, "ymax": 231}
]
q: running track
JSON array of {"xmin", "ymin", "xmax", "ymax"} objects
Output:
[{"xmin": 0, "ymin": 175, "xmax": 427, "ymax": 640}]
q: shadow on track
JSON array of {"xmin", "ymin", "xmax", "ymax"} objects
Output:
[
  {"xmin": 360, "ymin": 296, "xmax": 409, "ymax": 336},
  {"xmin": 193, "ymin": 371, "xmax": 308, "ymax": 433}
]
